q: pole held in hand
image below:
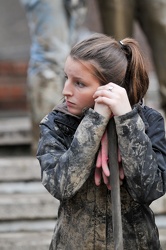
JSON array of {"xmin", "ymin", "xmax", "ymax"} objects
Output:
[{"xmin": 107, "ymin": 118, "xmax": 123, "ymax": 250}]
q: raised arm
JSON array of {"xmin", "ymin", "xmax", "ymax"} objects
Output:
[
  {"xmin": 115, "ymin": 106, "xmax": 166, "ymax": 204},
  {"xmin": 37, "ymin": 109, "xmax": 109, "ymax": 201}
]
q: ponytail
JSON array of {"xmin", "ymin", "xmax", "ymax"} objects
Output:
[{"xmin": 120, "ymin": 38, "xmax": 149, "ymax": 106}]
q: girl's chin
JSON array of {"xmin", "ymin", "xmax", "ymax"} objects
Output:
[{"xmin": 67, "ymin": 107, "xmax": 81, "ymax": 116}]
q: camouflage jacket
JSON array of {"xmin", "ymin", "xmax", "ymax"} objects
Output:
[{"xmin": 37, "ymin": 103, "xmax": 166, "ymax": 250}]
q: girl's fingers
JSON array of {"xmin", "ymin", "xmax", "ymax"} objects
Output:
[
  {"xmin": 106, "ymin": 183, "xmax": 111, "ymax": 190},
  {"xmin": 96, "ymin": 149, "xmax": 102, "ymax": 168},
  {"xmin": 95, "ymin": 128, "xmax": 124, "ymax": 190},
  {"xmin": 118, "ymin": 149, "xmax": 124, "ymax": 180},
  {"xmin": 102, "ymin": 171, "xmax": 109, "ymax": 185},
  {"xmin": 118, "ymin": 148, "xmax": 122, "ymax": 162},
  {"xmin": 101, "ymin": 131, "xmax": 110, "ymax": 177},
  {"xmin": 102, "ymin": 160, "xmax": 110, "ymax": 177},
  {"xmin": 93, "ymin": 83, "xmax": 115, "ymax": 98},
  {"xmin": 94, "ymin": 167, "xmax": 102, "ymax": 186},
  {"xmin": 119, "ymin": 166, "xmax": 125, "ymax": 180}
]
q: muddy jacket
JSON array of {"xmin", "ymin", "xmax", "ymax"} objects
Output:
[{"xmin": 37, "ymin": 103, "xmax": 166, "ymax": 250}]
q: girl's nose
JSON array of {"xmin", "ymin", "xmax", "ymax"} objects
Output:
[{"xmin": 62, "ymin": 81, "xmax": 73, "ymax": 96}]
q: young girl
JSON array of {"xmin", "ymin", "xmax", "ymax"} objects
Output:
[{"xmin": 37, "ymin": 33, "xmax": 166, "ymax": 250}]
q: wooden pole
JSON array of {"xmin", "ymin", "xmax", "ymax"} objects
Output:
[{"xmin": 107, "ymin": 118, "xmax": 123, "ymax": 250}]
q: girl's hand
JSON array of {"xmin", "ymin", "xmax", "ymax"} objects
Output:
[
  {"xmin": 93, "ymin": 82, "xmax": 132, "ymax": 116},
  {"xmin": 94, "ymin": 130, "xmax": 125, "ymax": 190},
  {"xmin": 94, "ymin": 101, "xmax": 112, "ymax": 119}
]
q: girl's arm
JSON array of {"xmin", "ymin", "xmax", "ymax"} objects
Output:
[
  {"xmin": 37, "ymin": 108, "xmax": 109, "ymax": 201},
  {"xmin": 115, "ymin": 107, "xmax": 166, "ymax": 204}
]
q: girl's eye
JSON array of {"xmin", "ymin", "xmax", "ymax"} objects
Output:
[{"xmin": 75, "ymin": 81, "xmax": 85, "ymax": 88}]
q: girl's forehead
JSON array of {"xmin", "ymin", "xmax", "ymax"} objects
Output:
[
  {"xmin": 65, "ymin": 56, "xmax": 95, "ymax": 75},
  {"xmin": 64, "ymin": 56, "xmax": 100, "ymax": 84}
]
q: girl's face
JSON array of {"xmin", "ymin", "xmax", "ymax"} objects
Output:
[{"xmin": 63, "ymin": 56, "xmax": 100, "ymax": 116}]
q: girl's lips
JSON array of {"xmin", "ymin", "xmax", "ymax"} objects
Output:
[{"xmin": 66, "ymin": 100, "xmax": 75, "ymax": 107}]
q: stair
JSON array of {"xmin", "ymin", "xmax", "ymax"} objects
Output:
[
  {"xmin": 0, "ymin": 232, "xmax": 52, "ymax": 250},
  {"xmin": 0, "ymin": 114, "xmax": 166, "ymax": 250},
  {"xmin": 0, "ymin": 156, "xmax": 59, "ymax": 250},
  {"xmin": 150, "ymin": 199, "xmax": 166, "ymax": 249},
  {"xmin": 0, "ymin": 116, "xmax": 31, "ymax": 146}
]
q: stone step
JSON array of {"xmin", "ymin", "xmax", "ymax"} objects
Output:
[
  {"xmin": 0, "ymin": 216, "xmax": 165, "ymax": 233},
  {"xmin": 159, "ymin": 229, "xmax": 166, "ymax": 250},
  {"xmin": 0, "ymin": 228, "xmax": 165, "ymax": 250},
  {"xmin": 0, "ymin": 156, "xmax": 166, "ymax": 215},
  {"xmin": 0, "ymin": 193, "xmax": 59, "ymax": 221},
  {"xmin": 0, "ymin": 182, "xmax": 44, "ymax": 194},
  {"xmin": 0, "ymin": 184, "xmax": 165, "ymax": 213},
  {"xmin": 0, "ymin": 184, "xmax": 165, "ymax": 220},
  {"xmin": 0, "ymin": 183, "xmax": 165, "ymax": 216},
  {"xmin": 0, "ymin": 116, "xmax": 32, "ymax": 146},
  {"xmin": 0, "ymin": 219, "xmax": 55, "ymax": 233},
  {"xmin": 150, "ymin": 194, "xmax": 166, "ymax": 215},
  {"xmin": 0, "ymin": 231, "xmax": 52, "ymax": 250},
  {"xmin": 0, "ymin": 156, "xmax": 40, "ymax": 181},
  {"xmin": 155, "ymin": 215, "xmax": 166, "ymax": 229}
]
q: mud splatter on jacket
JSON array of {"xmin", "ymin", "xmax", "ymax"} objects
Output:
[{"xmin": 37, "ymin": 103, "xmax": 166, "ymax": 250}]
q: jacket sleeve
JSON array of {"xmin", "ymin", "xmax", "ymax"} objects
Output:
[
  {"xmin": 114, "ymin": 107, "xmax": 166, "ymax": 204},
  {"xmin": 37, "ymin": 108, "xmax": 109, "ymax": 201}
]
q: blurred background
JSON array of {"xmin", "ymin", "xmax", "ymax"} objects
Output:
[{"xmin": 0, "ymin": 0, "xmax": 166, "ymax": 249}]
